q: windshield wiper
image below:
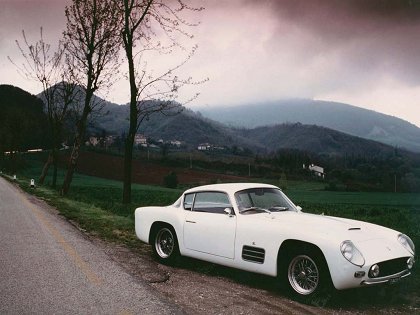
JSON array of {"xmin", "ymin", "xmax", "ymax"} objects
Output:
[
  {"xmin": 269, "ymin": 206, "xmax": 289, "ymax": 212},
  {"xmin": 239, "ymin": 207, "xmax": 271, "ymax": 214}
]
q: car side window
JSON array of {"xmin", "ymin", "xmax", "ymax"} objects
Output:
[
  {"xmin": 193, "ymin": 192, "xmax": 232, "ymax": 214},
  {"xmin": 183, "ymin": 193, "xmax": 194, "ymax": 210}
]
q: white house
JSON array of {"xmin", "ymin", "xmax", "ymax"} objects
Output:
[
  {"xmin": 89, "ymin": 136, "xmax": 99, "ymax": 146},
  {"xmin": 308, "ymin": 164, "xmax": 325, "ymax": 178},
  {"xmin": 134, "ymin": 134, "xmax": 147, "ymax": 145},
  {"xmin": 198, "ymin": 143, "xmax": 212, "ymax": 151},
  {"xmin": 170, "ymin": 140, "xmax": 182, "ymax": 147}
]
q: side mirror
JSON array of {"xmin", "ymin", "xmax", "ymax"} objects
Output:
[
  {"xmin": 224, "ymin": 208, "xmax": 234, "ymax": 217},
  {"xmin": 296, "ymin": 206, "xmax": 302, "ymax": 212}
]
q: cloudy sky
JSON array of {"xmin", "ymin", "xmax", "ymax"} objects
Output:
[{"xmin": 1, "ymin": 0, "xmax": 420, "ymax": 127}]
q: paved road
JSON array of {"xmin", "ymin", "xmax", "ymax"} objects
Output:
[{"xmin": 0, "ymin": 177, "xmax": 182, "ymax": 315}]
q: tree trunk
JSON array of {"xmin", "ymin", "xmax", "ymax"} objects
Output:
[
  {"xmin": 122, "ymin": 132, "xmax": 135, "ymax": 204},
  {"xmin": 39, "ymin": 152, "xmax": 53, "ymax": 184},
  {"xmin": 122, "ymin": 28, "xmax": 138, "ymax": 204},
  {"xmin": 122, "ymin": 95, "xmax": 137, "ymax": 204},
  {"xmin": 61, "ymin": 137, "xmax": 81, "ymax": 195},
  {"xmin": 52, "ymin": 149, "xmax": 58, "ymax": 188},
  {"xmin": 61, "ymin": 91, "xmax": 92, "ymax": 195}
]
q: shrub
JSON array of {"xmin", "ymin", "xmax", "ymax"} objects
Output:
[{"xmin": 164, "ymin": 171, "xmax": 178, "ymax": 189}]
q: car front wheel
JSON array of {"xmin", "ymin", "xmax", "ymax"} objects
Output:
[
  {"xmin": 288, "ymin": 254, "xmax": 320, "ymax": 295},
  {"xmin": 280, "ymin": 247, "xmax": 333, "ymax": 304},
  {"xmin": 152, "ymin": 226, "xmax": 179, "ymax": 264}
]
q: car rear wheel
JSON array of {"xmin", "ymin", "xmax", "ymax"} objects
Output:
[{"xmin": 152, "ymin": 225, "xmax": 179, "ymax": 264}]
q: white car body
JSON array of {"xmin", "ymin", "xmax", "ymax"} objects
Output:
[{"xmin": 135, "ymin": 183, "xmax": 415, "ymax": 295}]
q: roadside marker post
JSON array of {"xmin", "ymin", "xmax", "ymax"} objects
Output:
[{"xmin": 30, "ymin": 179, "xmax": 35, "ymax": 189}]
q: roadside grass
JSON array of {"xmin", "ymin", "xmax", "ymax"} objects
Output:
[
  {"xmin": 3, "ymin": 159, "xmax": 420, "ymax": 310},
  {"xmin": 4, "ymin": 160, "xmax": 180, "ymax": 249}
]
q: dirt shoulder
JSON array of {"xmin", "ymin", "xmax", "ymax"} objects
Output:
[
  {"xmin": 96, "ymin": 238, "xmax": 419, "ymax": 315},
  {"xmin": 99, "ymin": 240, "xmax": 334, "ymax": 315}
]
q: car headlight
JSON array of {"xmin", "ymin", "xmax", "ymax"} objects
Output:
[
  {"xmin": 398, "ymin": 234, "xmax": 415, "ymax": 255},
  {"xmin": 340, "ymin": 240, "xmax": 365, "ymax": 267}
]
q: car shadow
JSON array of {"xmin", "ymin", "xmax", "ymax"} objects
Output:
[{"xmin": 171, "ymin": 255, "xmax": 417, "ymax": 311}]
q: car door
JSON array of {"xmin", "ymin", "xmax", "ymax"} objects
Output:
[{"xmin": 183, "ymin": 191, "xmax": 236, "ymax": 259}]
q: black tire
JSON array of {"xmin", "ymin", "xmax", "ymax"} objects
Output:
[
  {"xmin": 280, "ymin": 247, "xmax": 333, "ymax": 305},
  {"xmin": 151, "ymin": 225, "xmax": 180, "ymax": 264}
]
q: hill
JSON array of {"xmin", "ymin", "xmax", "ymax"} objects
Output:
[
  {"xmin": 237, "ymin": 123, "xmax": 397, "ymax": 157},
  {"xmin": 94, "ymin": 101, "xmax": 264, "ymax": 150},
  {"xmin": 94, "ymin": 101, "xmax": 419, "ymax": 165},
  {"xmin": 90, "ymin": 96, "xmax": 415, "ymax": 158},
  {"xmin": 33, "ymin": 84, "xmax": 418, "ymax": 159},
  {"xmin": 0, "ymin": 84, "xmax": 49, "ymax": 152},
  {"xmin": 198, "ymin": 100, "xmax": 420, "ymax": 153}
]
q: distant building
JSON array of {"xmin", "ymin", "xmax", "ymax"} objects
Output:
[
  {"xmin": 170, "ymin": 140, "xmax": 182, "ymax": 147},
  {"xmin": 149, "ymin": 144, "xmax": 159, "ymax": 149},
  {"xmin": 105, "ymin": 135, "xmax": 116, "ymax": 147},
  {"xmin": 198, "ymin": 143, "xmax": 211, "ymax": 151},
  {"xmin": 308, "ymin": 164, "xmax": 325, "ymax": 178},
  {"xmin": 88, "ymin": 136, "xmax": 99, "ymax": 146},
  {"xmin": 134, "ymin": 134, "xmax": 147, "ymax": 145}
]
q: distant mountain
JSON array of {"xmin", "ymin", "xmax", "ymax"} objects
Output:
[
  {"xmin": 96, "ymin": 101, "xmax": 264, "ymax": 150},
  {"xmin": 31, "ymin": 84, "xmax": 417, "ymax": 159},
  {"xmin": 93, "ymin": 101, "xmax": 414, "ymax": 159},
  {"xmin": 237, "ymin": 123, "xmax": 396, "ymax": 157},
  {"xmin": 198, "ymin": 100, "xmax": 420, "ymax": 153}
]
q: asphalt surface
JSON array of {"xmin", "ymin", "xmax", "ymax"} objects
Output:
[{"xmin": 0, "ymin": 177, "xmax": 183, "ymax": 315}]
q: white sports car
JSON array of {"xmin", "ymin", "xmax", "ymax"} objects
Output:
[{"xmin": 134, "ymin": 183, "xmax": 415, "ymax": 296}]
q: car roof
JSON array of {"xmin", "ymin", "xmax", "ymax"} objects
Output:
[{"xmin": 184, "ymin": 183, "xmax": 279, "ymax": 195}]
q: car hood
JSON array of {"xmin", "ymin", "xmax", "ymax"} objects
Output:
[
  {"xmin": 258, "ymin": 211, "xmax": 397, "ymax": 242},
  {"xmin": 245, "ymin": 211, "xmax": 410, "ymax": 263}
]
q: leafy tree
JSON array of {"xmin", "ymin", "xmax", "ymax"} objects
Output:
[
  {"xmin": 0, "ymin": 85, "xmax": 48, "ymax": 171},
  {"xmin": 164, "ymin": 171, "xmax": 178, "ymax": 189}
]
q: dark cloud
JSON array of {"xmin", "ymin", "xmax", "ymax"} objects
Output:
[
  {"xmin": 265, "ymin": 0, "xmax": 420, "ymax": 22},
  {"xmin": 1, "ymin": 0, "xmax": 420, "ymax": 126},
  {"xmin": 242, "ymin": 0, "xmax": 420, "ymax": 86}
]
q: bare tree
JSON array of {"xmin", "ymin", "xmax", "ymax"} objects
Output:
[
  {"xmin": 8, "ymin": 28, "xmax": 77, "ymax": 187},
  {"xmin": 46, "ymin": 81, "xmax": 81, "ymax": 187},
  {"xmin": 61, "ymin": 0, "xmax": 121, "ymax": 195},
  {"xmin": 119, "ymin": 0, "xmax": 205, "ymax": 203}
]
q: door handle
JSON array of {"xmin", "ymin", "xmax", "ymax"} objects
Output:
[{"xmin": 186, "ymin": 220, "xmax": 196, "ymax": 224}]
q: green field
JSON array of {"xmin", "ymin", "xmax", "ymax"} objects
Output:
[
  {"xmin": 9, "ymin": 158, "xmax": 420, "ymax": 248},
  {"xmin": 3, "ymin": 157, "xmax": 420, "ymax": 309}
]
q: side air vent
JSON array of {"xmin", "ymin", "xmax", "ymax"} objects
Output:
[{"xmin": 242, "ymin": 245, "xmax": 265, "ymax": 264}]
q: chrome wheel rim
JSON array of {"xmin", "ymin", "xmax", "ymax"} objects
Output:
[
  {"xmin": 155, "ymin": 228, "xmax": 174, "ymax": 259},
  {"xmin": 288, "ymin": 255, "xmax": 319, "ymax": 295}
]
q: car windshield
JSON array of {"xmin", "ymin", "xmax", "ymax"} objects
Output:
[{"xmin": 235, "ymin": 188, "xmax": 296, "ymax": 214}]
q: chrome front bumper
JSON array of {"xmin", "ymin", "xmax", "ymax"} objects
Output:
[{"xmin": 361, "ymin": 269, "xmax": 411, "ymax": 286}]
